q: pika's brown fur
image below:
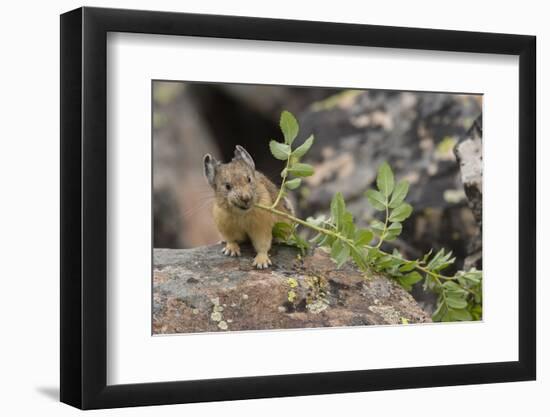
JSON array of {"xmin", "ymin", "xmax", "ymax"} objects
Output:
[{"xmin": 203, "ymin": 145, "xmax": 292, "ymax": 268}]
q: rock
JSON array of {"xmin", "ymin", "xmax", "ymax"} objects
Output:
[
  {"xmin": 455, "ymin": 115, "xmax": 482, "ymax": 225},
  {"xmin": 454, "ymin": 115, "xmax": 483, "ymax": 270},
  {"xmin": 215, "ymin": 84, "xmax": 337, "ymax": 120},
  {"xmin": 153, "ymin": 244, "xmax": 431, "ymax": 334},
  {"xmin": 153, "ymin": 81, "xmax": 222, "ymax": 249}
]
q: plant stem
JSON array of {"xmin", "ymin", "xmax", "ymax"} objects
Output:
[
  {"xmin": 256, "ymin": 203, "xmax": 354, "ymax": 245},
  {"xmin": 413, "ymin": 264, "xmax": 454, "ymax": 281},
  {"xmin": 271, "ymin": 155, "xmax": 291, "ymax": 209},
  {"xmin": 255, "ymin": 203, "xmax": 456, "ymax": 284},
  {"xmin": 376, "ymin": 199, "xmax": 390, "ymax": 248}
]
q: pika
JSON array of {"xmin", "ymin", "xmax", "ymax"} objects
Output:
[{"xmin": 203, "ymin": 145, "xmax": 293, "ymax": 269}]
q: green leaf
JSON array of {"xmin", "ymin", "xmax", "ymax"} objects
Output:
[
  {"xmin": 470, "ymin": 304, "xmax": 482, "ymax": 321},
  {"xmin": 350, "ymin": 246, "xmax": 368, "ymax": 271},
  {"xmin": 389, "ymin": 257, "xmax": 404, "ymax": 269},
  {"xmin": 370, "ymin": 219, "xmax": 385, "ymax": 236},
  {"xmin": 318, "ymin": 234, "xmax": 335, "ymax": 248},
  {"xmin": 292, "ymin": 135, "xmax": 314, "ymax": 158},
  {"xmin": 474, "ymin": 291, "xmax": 482, "ymax": 304},
  {"xmin": 354, "ymin": 229, "xmax": 373, "ymax": 246},
  {"xmin": 385, "ymin": 222, "xmax": 402, "ymax": 240},
  {"xmin": 433, "ymin": 253, "xmax": 456, "ymax": 272},
  {"xmin": 427, "ymin": 248, "xmax": 445, "ymax": 269},
  {"xmin": 421, "ymin": 249, "xmax": 433, "ymax": 265},
  {"xmin": 291, "ymin": 232, "xmax": 310, "ymax": 254},
  {"xmin": 401, "ymin": 271, "xmax": 423, "ymax": 285},
  {"xmin": 287, "ymin": 163, "xmax": 314, "ymax": 177},
  {"xmin": 388, "ymin": 180, "xmax": 409, "ymax": 208},
  {"xmin": 272, "ymin": 222, "xmax": 292, "ymax": 240},
  {"xmin": 342, "ymin": 210, "xmax": 353, "ymax": 225},
  {"xmin": 331, "ymin": 240, "xmax": 349, "ymax": 268},
  {"xmin": 447, "ymin": 308, "xmax": 472, "ymax": 321},
  {"xmin": 389, "ymin": 203, "xmax": 413, "ymax": 222},
  {"xmin": 365, "ymin": 189, "xmax": 386, "ymax": 211},
  {"xmin": 336, "ymin": 244, "xmax": 350, "ymax": 268},
  {"xmin": 285, "ymin": 178, "xmax": 302, "ymax": 190},
  {"xmin": 398, "ymin": 271, "xmax": 423, "ymax": 291},
  {"xmin": 432, "ymin": 299, "xmax": 447, "ymax": 322},
  {"xmin": 423, "ymin": 274, "xmax": 436, "ymax": 292},
  {"xmin": 269, "ymin": 140, "xmax": 291, "ymax": 160},
  {"xmin": 366, "ymin": 247, "xmax": 381, "ymax": 262},
  {"xmin": 375, "ymin": 255, "xmax": 394, "ymax": 269},
  {"xmin": 399, "ymin": 261, "xmax": 417, "ymax": 272},
  {"xmin": 446, "ymin": 296, "xmax": 468, "ymax": 309},
  {"xmin": 280, "ymin": 110, "xmax": 299, "ymax": 145},
  {"xmin": 377, "ymin": 162, "xmax": 394, "ymax": 197},
  {"xmin": 442, "ymin": 281, "xmax": 463, "ymax": 291},
  {"xmin": 461, "ymin": 270, "xmax": 482, "ymax": 284},
  {"xmin": 330, "ymin": 193, "xmax": 345, "ymax": 228},
  {"xmin": 341, "ymin": 217, "xmax": 355, "ymax": 238}
]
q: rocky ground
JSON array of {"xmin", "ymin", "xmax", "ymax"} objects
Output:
[{"xmin": 153, "ymin": 244, "xmax": 431, "ymax": 334}]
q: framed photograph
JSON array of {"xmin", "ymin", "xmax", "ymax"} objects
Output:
[{"xmin": 60, "ymin": 6, "xmax": 536, "ymax": 409}]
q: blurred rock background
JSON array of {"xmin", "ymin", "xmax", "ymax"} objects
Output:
[{"xmin": 153, "ymin": 81, "xmax": 482, "ymax": 311}]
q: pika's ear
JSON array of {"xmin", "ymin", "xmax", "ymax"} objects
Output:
[
  {"xmin": 233, "ymin": 145, "xmax": 255, "ymax": 170},
  {"xmin": 203, "ymin": 154, "xmax": 218, "ymax": 187}
]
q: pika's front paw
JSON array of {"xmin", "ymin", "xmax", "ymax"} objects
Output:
[
  {"xmin": 222, "ymin": 242, "xmax": 241, "ymax": 257},
  {"xmin": 253, "ymin": 253, "xmax": 272, "ymax": 269}
]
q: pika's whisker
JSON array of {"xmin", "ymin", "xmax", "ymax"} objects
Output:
[{"xmin": 182, "ymin": 199, "xmax": 214, "ymax": 219}]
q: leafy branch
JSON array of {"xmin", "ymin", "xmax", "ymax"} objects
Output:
[
  {"xmin": 268, "ymin": 111, "xmax": 315, "ymax": 209},
  {"xmin": 256, "ymin": 110, "xmax": 482, "ymax": 322}
]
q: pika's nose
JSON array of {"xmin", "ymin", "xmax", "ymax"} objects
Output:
[{"xmin": 241, "ymin": 195, "xmax": 251, "ymax": 205}]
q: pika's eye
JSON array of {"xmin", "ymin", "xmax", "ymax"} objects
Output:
[
  {"xmin": 225, "ymin": 183, "xmax": 232, "ymax": 191},
  {"xmin": 247, "ymin": 176, "xmax": 252, "ymax": 183}
]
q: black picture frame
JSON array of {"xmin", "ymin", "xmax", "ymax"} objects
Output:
[{"xmin": 60, "ymin": 6, "xmax": 536, "ymax": 410}]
